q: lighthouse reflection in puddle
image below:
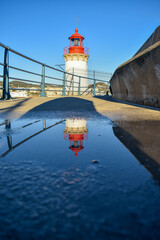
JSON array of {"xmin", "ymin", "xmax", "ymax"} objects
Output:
[{"xmin": 64, "ymin": 118, "xmax": 88, "ymax": 157}]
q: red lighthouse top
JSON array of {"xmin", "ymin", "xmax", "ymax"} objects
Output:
[
  {"xmin": 69, "ymin": 134, "xmax": 84, "ymax": 157},
  {"xmin": 64, "ymin": 28, "xmax": 89, "ymax": 55},
  {"xmin": 69, "ymin": 28, "xmax": 84, "ymax": 40},
  {"xmin": 64, "ymin": 132, "xmax": 88, "ymax": 157}
]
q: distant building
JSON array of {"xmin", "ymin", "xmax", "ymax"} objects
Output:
[{"xmin": 10, "ymin": 90, "xmax": 28, "ymax": 98}]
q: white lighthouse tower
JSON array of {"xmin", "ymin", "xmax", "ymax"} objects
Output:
[{"xmin": 63, "ymin": 28, "xmax": 89, "ymax": 95}]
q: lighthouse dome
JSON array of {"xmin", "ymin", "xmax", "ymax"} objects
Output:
[{"xmin": 69, "ymin": 28, "xmax": 84, "ymax": 40}]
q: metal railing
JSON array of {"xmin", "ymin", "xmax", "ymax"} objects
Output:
[
  {"xmin": 0, "ymin": 42, "xmax": 111, "ymax": 99},
  {"xmin": 0, "ymin": 119, "xmax": 65, "ymax": 157}
]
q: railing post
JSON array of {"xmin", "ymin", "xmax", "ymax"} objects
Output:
[
  {"xmin": 93, "ymin": 70, "xmax": 96, "ymax": 96},
  {"xmin": 40, "ymin": 65, "xmax": 46, "ymax": 97},
  {"xmin": 78, "ymin": 77, "xmax": 81, "ymax": 96},
  {"xmin": 43, "ymin": 119, "xmax": 46, "ymax": 130},
  {"xmin": 106, "ymin": 82, "xmax": 109, "ymax": 96},
  {"xmin": 62, "ymin": 72, "xmax": 66, "ymax": 96},
  {"xmin": 5, "ymin": 120, "xmax": 12, "ymax": 150},
  {"xmin": 72, "ymin": 68, "xmax": 74, "ymax": 96},
  {"xmin": 2, "ymin": 48, "xmax": 11, "ymax": 100}
]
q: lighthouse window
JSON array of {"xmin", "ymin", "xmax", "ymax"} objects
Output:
[
  {"xmin": 74, "ymin": 38, "xmax": 80, "ymax": 46},
  {"xmin": 81, "ymin": 40, "xmax": 83, "ymax": 47}
]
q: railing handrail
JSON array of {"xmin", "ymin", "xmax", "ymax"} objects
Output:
[{"xmin": 0, "ymin": 42, "xmax": 109, "ymax": 83}]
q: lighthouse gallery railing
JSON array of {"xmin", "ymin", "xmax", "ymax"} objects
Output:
[
  {"xmin": 63, "ymin": 46, "xmax": 89, "ymax": 55},
  {"xmin": 0, "ymin": 42, "xmax": 111, "ymax": 99}
]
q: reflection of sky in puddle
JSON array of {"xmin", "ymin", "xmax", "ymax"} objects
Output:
[{"xmin": 0, "ymin": 116, "xmax": 160, "ymax": 239}]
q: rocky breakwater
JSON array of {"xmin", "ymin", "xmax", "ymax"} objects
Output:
[{"xmin": 110, "ymin": 26, "xmax": 160, "ymax": 108}]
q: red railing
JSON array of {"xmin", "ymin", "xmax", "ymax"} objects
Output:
[
  {"xmin": 84, "ymin": 47, "xmax": 89, "ymax": 55},
  {"xmin": 63, "ymin": 47, "xmax": 68, "ymax": 54},
  {"xmin": 63, "ymin": 47, "xmax": 89, "ymax": 55}
]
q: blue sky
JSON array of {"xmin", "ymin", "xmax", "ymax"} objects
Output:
[{"xmin": 0, "ymin": 0, "xmax": 160, "ymax": 75}]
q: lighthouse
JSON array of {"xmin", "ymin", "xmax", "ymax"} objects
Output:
[
  {"xmin": 64, "ymin": 118, "xmax": 88, "ymax": 157},
  {"xmin": 63, "ymin": 29, "xmax": 89, "ymax": 95}
]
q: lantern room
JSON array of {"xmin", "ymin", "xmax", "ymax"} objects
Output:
[
  {"xmin": 64, "ymin": 132, "xmax": 88, "ymax": 157},
  {"xmin": 63, "ymin": 28, "xmax": 89, "ymax": 55},
  {"xmin": 68, "ymin": 134, "xmax": 84, "ymax": 157}
]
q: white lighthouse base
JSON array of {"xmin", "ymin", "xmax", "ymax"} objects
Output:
[
  {"xmin": 64, "ymin": 118, "xmax": 88, "ymax": 134},
  {"xmin": 64, "ymin": 54, "xmax": 89, "ymax": 95}
]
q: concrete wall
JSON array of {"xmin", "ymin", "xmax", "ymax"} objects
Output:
[{"xmin": 110, "ymin": 42, "xmax": 160, "ymax": 107}]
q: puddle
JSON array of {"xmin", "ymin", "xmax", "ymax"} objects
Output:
[{"xmin": 0, "ymin": 114, "xmax": 160, "ymax": 239}]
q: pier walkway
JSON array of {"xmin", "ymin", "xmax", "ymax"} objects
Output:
[{"xmin": 0, "ymin": 96, "xmax": 159, "ymax": 122}]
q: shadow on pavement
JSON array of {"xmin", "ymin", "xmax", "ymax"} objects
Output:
[
  {"xmin": 21, "ymin": 97, "xmax": 102, "ymax": 119},
  {"xmin": 0, "ymin": 98, "xmax": 30, "ymax": 118}
]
